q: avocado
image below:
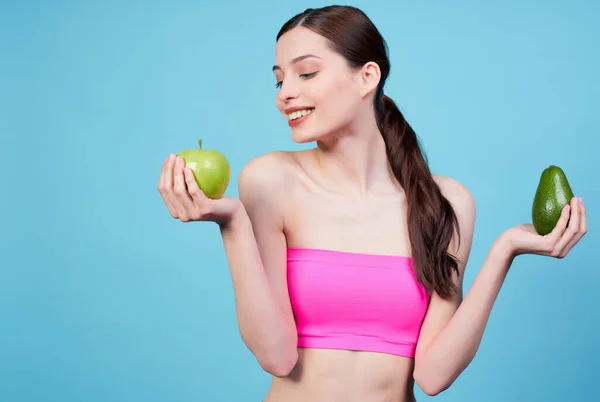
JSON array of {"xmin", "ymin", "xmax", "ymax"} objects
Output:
[{"xmin": 532, "ymin": 165, "xmax": 575, "ymax": 235}]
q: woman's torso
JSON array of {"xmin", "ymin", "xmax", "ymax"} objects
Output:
[
  {"xmin": 265, "ymin": 348, "xmax": 416, "ymax": 402},
  {"xmin": 263, "ymin": 150, "xmax": 425, "ymax": 402}
]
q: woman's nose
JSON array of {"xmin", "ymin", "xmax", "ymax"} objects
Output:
[{"xmin": 277, "ymin": 80, "xmax": 299, "ymax": 103}]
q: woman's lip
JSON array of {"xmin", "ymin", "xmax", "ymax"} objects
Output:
[
  {"xmin": 284, "ymin": 106, "xmax": 314, "ymax": 114},
  {"xmin": 288, "ymin": 110, "xmax": 313, "ymax": 127}
]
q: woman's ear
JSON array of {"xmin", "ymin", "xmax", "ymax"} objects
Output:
[{"xmin": 358, "ymin": 61, "xmax": 381, "ymax": 98}]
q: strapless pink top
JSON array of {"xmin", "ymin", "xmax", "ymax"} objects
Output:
[{"xmin": 286, "ymin": 247, "xmax": 430, "ymax": 358}]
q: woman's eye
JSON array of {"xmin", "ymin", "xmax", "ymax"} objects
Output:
[
  {"xmin": 300, "ymin": 72, "xmax": 317, "ymax": 79},
  {"xmin": 274, "ymin": 72, "xmax": 318, "ymax": 90}
]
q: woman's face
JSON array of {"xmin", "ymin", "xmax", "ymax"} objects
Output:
[{"xmin": 273, "ymin": 27, "xmax": 365, "ymax": 144}]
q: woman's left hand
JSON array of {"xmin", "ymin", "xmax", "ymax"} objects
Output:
[{"xmin": 501, "ymin": 196, "xmax": 587, "ymax": 258}]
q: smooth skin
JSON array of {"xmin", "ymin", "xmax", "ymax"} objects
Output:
[{"xmin": 158, "ymin": 27, "xmax": 587, "ymax": 402}]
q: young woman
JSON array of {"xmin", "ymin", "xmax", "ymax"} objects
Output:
[{"xmin": 157, "ymin": 5, "xmax": 587, "ymax": 402}]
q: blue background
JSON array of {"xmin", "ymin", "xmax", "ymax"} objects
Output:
[{"xmin": 1, "ymin": 0, "xmax": 598, "ymax": 401}]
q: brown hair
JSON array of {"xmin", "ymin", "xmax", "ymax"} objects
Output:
[{"xmin": 277, "ymin": 6, "xmax": 461, "ymax": 299}]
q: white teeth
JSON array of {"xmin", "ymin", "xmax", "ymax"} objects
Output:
[{"xmin": 287, "ymin": 109, "xmax": 313, "ymax": 120}]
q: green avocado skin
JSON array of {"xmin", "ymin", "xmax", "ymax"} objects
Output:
[{"xmin": 532, "ymin": 165, "xmax": 574, "ymax": 236}]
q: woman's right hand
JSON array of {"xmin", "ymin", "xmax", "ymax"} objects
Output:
[{"xmin": 158, "ymin": 154, "xmax": 243, "ymax": 227}]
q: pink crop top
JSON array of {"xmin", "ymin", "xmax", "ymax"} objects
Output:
[{"xmin": 286, "ymin": 247, "xmax": 430, "ymax": 358}]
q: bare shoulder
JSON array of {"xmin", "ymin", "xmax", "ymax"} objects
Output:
[
  {"xmin": 432, "ymin": 174, "xmax": 476, "ymax": 213},
  {"xmin": 237, "ymin": 150, "xmax": 300, "ymax": 211},
  {"xmin": 238, "ymin": 150, "xmax": 295, "ymax": 186},
  {"xmin": 432, "ymin": 174, "xmax": 476, "ymax": 262}
]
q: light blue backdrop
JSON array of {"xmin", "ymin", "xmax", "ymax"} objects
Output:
[{"xmin": 1, "ymin": 0, "xmax": 598, "ymax": 401}]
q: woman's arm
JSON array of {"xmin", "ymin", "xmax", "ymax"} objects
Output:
[
  {"xmin": 413, "ymin": 236, "xmax": 512, "ymax": 395},
  {"xmin": 160, "ymin": 151, "xmax": 298, "ymax": 376},
  {"xmin": 413, "ymin": 177, "xmax": 586, "ymax": 396},
  {"xmin": 412, "ymin": 176, "xmax": 478, "ymax": 396},
  {"xmin": 220, "ymin": 152, "xmax": 298, "ymax": 377}
]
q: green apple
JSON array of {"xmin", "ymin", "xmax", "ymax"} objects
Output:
[{"xmin": 177, "ymin": 139, "xmax": 230, "ymax": 199}]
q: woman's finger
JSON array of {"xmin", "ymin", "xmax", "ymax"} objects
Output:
[
  {"xmin": 166, "ymin": 154, "xmax": 188, "ymax": 218},
  {"xmin": 538, "ymin": 203, "xmax": 570, "ymax": 256},
  {"xmin": 547, "ymin": 203, "xmax": 571, "ymax": 242},
  {"xmin": 560, "ymin": 197, "xmax": 587, "ymax": 257},
  {"xmin": 172, "ymin": 157, "xmax": 195, "ymax": 220},
  {"xmin": 184, "ymin": 168, "xmax": 208, "ymax": 204},
  {"xmin": 158, "ymin": 155, "xmax": 168, "ymax": 186},
  {"xmin": 158, "ymin": 154, "xmax": 178, "ymax": 218},
  {"xmin": 580, "ymin": 198, "xmax": 587, "ymax": 235},
  {"xmin": 554, "ymin": 197, "xmax": 580, "ymax": 257}
]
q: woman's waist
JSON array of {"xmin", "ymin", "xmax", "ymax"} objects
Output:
[{"xmin": 265, "ymin": 347, "xmax": 415, "ymax": 401}]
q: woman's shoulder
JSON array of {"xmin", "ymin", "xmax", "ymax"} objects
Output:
[
  {"xmin": 238, "ymin": 150, "xmax": 304, "ymax": 182},
  {"xmin": 432, "ymin": 174, "xmax": 476, "ymax": 210},
  {"xmin": 237, "ymin": 150, "xmax": 305, "ymax": 204},
  {"xmin": 432, "ymin": 174, "xmax": 476, "ymax": 239}
]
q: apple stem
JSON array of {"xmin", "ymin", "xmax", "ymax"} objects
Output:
[{"xmin": 198, "ymin": 139, "xmax": 202, "ymax": 149}]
